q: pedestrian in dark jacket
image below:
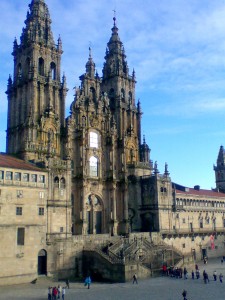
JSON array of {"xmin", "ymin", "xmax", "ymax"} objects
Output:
[
  {"xmin": 65, "ymin": 279, "xmax": 69, "ymax": 289},
  {"xmin": 133, "ymin": 273, "xmax": 138, "ymax": 284},
  {"xmin": 182, "ymin": 289, "xmax": 187, "ymax": 300}
]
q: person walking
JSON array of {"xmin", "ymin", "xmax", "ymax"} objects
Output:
[
  {"xmin": 65, "ymin": 279, "xmax": 69, "ymax": 289},
  {"xmin": 133, "ymin": 273, "xmax": 138, "ymax": 284},
  {"xmin": 213, "ymin": 270, "xmax": 217, "ymax": 281},
  {"xmin": 196, "ymin": 269, "xmax": 200, "ymax": 279},
  {"xmin": 184, "ymin": 267, "xmax": 188, "ymax": 279},
  {"xmin": 182, "ymin": 289, "xmax": 187, "ymax": 300},
  {"xmin": 84, "ymin": 276, "xmax": 92, "ymax": 289},
  {"xmin": 57, "ymin": 285, "xmax": 62, "ymax": 299},
  {"xmin": 62, "ymin": 287, "xmax": 66, "ymax": 300},
  {"xmin": 203, "ymin": 270, "xmax": 207, "ymax": 284},
  {"xmin": 191, "ymin": 270, "xmax": 194, "ymax": 279},
  {"xmin": 219, "ymin": 273, "xmax": 223, "ymax": 283},
  {"xmin": 48, "ymin": 286, "xmax": 52, "ymax": 300}
]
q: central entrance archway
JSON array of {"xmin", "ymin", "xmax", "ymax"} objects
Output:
[
  {"xmin": 86, "ymin": 194, "xmax": 103, "ymax": 234},
  {"xmin": 38, "ymin": 249, "xmax": 47, "ymax": 275}
]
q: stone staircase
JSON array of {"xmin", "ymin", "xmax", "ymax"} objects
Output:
[{"xmin": 82, "ymin": 234, "xmax": 183, "ymax": 282}]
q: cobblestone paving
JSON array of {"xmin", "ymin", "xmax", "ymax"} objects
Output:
[{"xmin": 1, "ymin": 258, "xmax": 225, "ymax": 300}]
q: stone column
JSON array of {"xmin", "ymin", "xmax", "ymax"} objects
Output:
[
  {"xmin": 112, "ymin": 186, "xmax": 118, "ymax": 235},
  {"xmin": 123, "ymin": 184, "xmax": 129, "ymax": 234}
]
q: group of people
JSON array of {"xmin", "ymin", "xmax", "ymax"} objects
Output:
[
  {"xmin": 163, "ymin": 263, "xmax": 224, "ymax": 285},
  {"xmin": 162, "ymin": 265, "xmax": 186, "ymax": 278},
  {"xmin": 48, "ymin": 285, "xmax": 66, "ymax": 300},
  {"xmin": 47, "ymin": 276, "xmax": 92, "ymax": 299}
]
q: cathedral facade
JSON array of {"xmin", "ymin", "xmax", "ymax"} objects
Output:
[{"xmin": 1, "ymin": 0, "xmax": 225, "ymax": 285}]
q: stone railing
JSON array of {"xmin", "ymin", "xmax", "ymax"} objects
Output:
[{"xmin": 84, "ymin": 245, "xmax": 124, "ymax": 265}]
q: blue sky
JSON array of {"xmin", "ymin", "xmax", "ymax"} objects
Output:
[{"xmin": 1, "ymin": 0, "xmax": 225, "ymax": 189}]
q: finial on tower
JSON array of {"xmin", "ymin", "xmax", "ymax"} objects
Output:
[
  {"xmin": 89, "ymin": 46, "xmax": 92, "ymax": 58},
  {"xmin": 113, "ymin": 9, "xmax": 116, "ymax": 26},
  {"xmin": 143, "ymin": 135, "xmax": 146, "ymax": 144},
  {"xmin": 164, "ymin": 162, "xmax": 170, "ymax": 176},
  {"xmin": 154, "ymin": 161, "xmax": 159, "ymax": 174}
]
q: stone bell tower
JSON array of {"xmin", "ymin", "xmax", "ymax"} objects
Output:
[
  {"xmin": 214, "ymin": 145, "xmax": 225, "ymax": 192},
  {"xmin": 6, "ymin": 0, "xmax": 72, "ymax": 241},
  {"xmin": 6, "ymin": 0, "xmax": 67, "ymax": 163}
]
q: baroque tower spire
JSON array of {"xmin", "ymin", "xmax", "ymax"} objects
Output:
[
  {"xmin": 6, "ymin": 0, "xmax": 67, "ymax": 162},
  {"xmin": 214, "ymin": 145, "xmax": 225, "ymax": 192},
  {"xmin": 86, "ymin": 47, "xmax": 96, "ymax": 78},
  {"xmin": 21, "ymin": 0, "xmax": 54, "ymax": 47}
]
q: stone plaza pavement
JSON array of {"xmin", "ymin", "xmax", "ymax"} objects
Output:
[{"xmin": 1, "ymin": 258, "xmax": 225, "ymax": 300}]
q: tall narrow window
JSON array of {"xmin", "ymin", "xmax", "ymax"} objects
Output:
[
  {"xmin": 121, "ymin": 88, "xmax": 125, "ymax": 102},
  {"xmin": 90, "ymin": 132, "xmax": 98, "ymax": 148},
  {"xmin": 14, "ymin": 172, "xmax": 21, "ymax": 181},
  {"xmin": 17, "ymin": 228, "xmax": 25, "ymax": 245},
  {"xmin": 31, "ymin": 174, "xmax": 37, "ymax": 182},
  {"xmin": 39, "ymin": 191, "xmax": 44, "ymax": 199},
  {"xmin": 128, "ymin": 91, "xmax": 132, "ymax": 103},
  {"xmin": 26, "ymin": 58, "xmax": 31, "ymax": 78},
  {"xmin": 18, "ymin": 63, "xmax": 22, "ymax": 79},
  {"xmin": 38, "ymin": 57, "xmax": 44, "ymax": 76},
  {"xmin": 60, "ymin": 177, "xmax": 66, "ymax": 189},
  {"xmin": 23, "ymin": 173, "xmax": 29, "ymax": 182},
  {"xmin": 90, "ymin": 156, "xmax": 98, "ymax": 177},
  {"xmin": 50, "ymin": 62, "xmax": 56, "ymax": 80},
  {"xmin": 54, "ymin": 177, "xmax": 59, "ymax": 188},
  {"xmin": 39, "ymin": 175, "xmax": 45, "ymax": 183}
]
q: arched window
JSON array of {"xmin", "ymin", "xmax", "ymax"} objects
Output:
[
  {"xmin": 128, "ymin": 91, "xmax": 132, "ymax": 103},
  {"xmin": 54, "ymin": 176, "xmax": 59, "ymax": 188},
  {"xmin": 90, "ymin": 87, "xmax": 96, "ymax": 100},
  {"xmin": 50, "ymin": 62, "xmax": 56, "ymax": 80},
  {"xmin": 25, "ymin": 58, "xmax": 31, "ymax": 78},
  {"xmin": 18, "ymin": 63, "xmax": 22, "ymax": 79},
  {"xmin": 60, "ymin": 177, "xmax": 66, "ymax": 189},
  {"xmin": 90, "ymin": 132, "xmax": 98, "ymax": 148},
  {"xmin": 90, "ymin": 156, "xmax": 98, "ymax": 177},
  {"xmin": 38, "ymin": 57, "xmax": 44, "ymax": 76},
  {"xmin": 121, "ymin": 88, "xmax": 125, "ymax": 102},
  {"xmin": 108, "ymin": 88, "xmax": 115, "ymax": 110}
]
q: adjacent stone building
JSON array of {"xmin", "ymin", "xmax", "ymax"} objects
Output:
[
  {"xmin": 1, "ymin": 0, "xmax": 225, "ymax": 285},
  {"xmin": 0, "ymin": 154, "xmax": 48, "ymax": 284}
]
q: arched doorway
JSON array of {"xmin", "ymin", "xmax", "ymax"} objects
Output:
[
  {"xmin": 86, "ymin": 194, "xmax": 103, "ymax": 234},
  {"xmin": 38, "ymin": 249, "xmax": 47, "ymax": 275}
]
